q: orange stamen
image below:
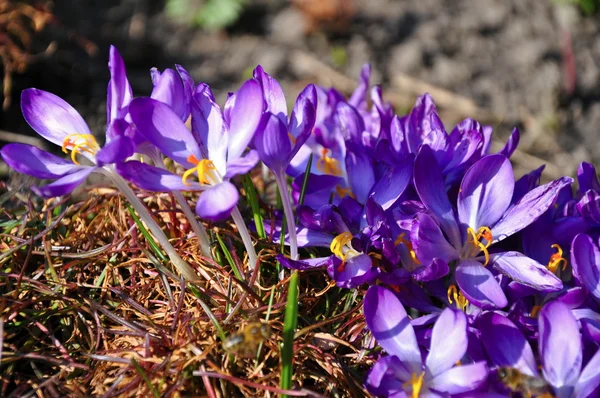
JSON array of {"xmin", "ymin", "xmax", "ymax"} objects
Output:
[
  {"xmin": 317, "ymin": 148, "xmax": 342, "ymax": 176},
  {"xmin": 547, "ymin": 244, "xmax": 567, "ymax": 274}
]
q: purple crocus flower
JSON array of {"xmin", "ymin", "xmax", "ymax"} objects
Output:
[
  {"xmin": 1, "ymin": 46, "xmax": 135, "ymax": 197},
  {"xmin": 364, "ymin": 285, "xmax": 488, "ymax": 397},
  {"xmin": 120, "ymin": 78, "xmax": 264, "ymax": 221},
  {"xmin": 410, "ymin": 145, "xmax": 570, "ymax": 308}
]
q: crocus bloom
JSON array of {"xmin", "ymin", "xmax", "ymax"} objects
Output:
[
  {"xmin": 410, "ymin": 145, "xmax": 570, "ymax": 308},
  {"xmin": 364, "ymin": 285, "xmax": 488, "ymax": 397}
]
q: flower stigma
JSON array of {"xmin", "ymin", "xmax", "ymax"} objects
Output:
[
  {"xmin": 403, "ymin": 372, "xmax": 425, "ymax": 398},
  {"xmin": 465, "ymin": 226, "xmax": 492, "ymax": 266},
  {"xmin": 182, "ymin": 154, "xmax": 217, "ymax": 186},
  {"xmin": 547, "ymin": 244, "xmax": 567, "ymax": 274},
  {"xmin": 317, "ymin": 148, "xmax": 342, "ymax": 176},
  {"xmin": 447, "ymin": 285, "xmax": 469, "ymax": 311},
  {"xmin": 61, "ymin": 133, "xmax": 100, "ymax": 165},
  {"xmin": 395, "ymin": 233, "xmax": 421, "ymax": 265}
]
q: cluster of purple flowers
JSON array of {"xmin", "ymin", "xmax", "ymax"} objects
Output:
[{"xmin": 3, "ymin": 46, "xmax": 600, "ymax": 397}]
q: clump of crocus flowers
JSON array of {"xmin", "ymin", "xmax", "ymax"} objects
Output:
[{"xmin": 3, "ymin": 46, "xmax": 600, "ymax": 397}]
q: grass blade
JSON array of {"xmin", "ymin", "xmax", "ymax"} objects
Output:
[
  {"xmin": 297, "ymin": 154, "xmax": 313, "ymax": 207},
  {"xmin": 280, "ymin": 271, "xmax": 299, "ymax": 396},
  {"xmin": 215, "ymin": 232, "xmax": 243, "ymax": 281},
  {"xmin": 125, "ymin": 203, "xmax": 168, "ymax": 263},
  {"xmin": 131, "ymin": 358, "xmax": 160, "ymax": 398},
  {"xmin": 243, "ymin": 174, "xmax": 265, "ymax": 239}
]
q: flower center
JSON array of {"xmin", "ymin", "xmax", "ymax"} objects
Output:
[
  {"xmin": 547, "ymin": 244, "xmax": 567, "ymax": 274},
  {"xmin": 464, "ymin": 226, "xmax": 492, "ymax": 266},
  {"xmin": 403, "ymin": 372, "xmax": 425, "ymax": 398},
  {"xmin": 182, "ymin": 154, "xmax": 217, "ymax": 186},
  {"xmin": 330, "ymin": 232, "xmax": 358, "ymax": 272},
  {"xmin": 317, "ymin": 148, "xmax": 342, "ymax": 176},
  {"xmin": 395, "ymin": 233, "xmax": 421, "ymax": 265},
  {"xmin": 61, "ymin": 134, "xmax": 100, "ymax": 165},
  {"xmin": 334, "ymin": 184, "xmax": 355, "ymax": 199},
  {"xmin": 447, "ymin": 285, "xmax": 469, "ymax": 311}
]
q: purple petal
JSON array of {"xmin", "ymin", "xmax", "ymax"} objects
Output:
[
  {"xmin": 288, "ymin": 85, "xmax": 317, "ymax": 157},
  {"xmin": 425, "ymin": 308, "xmax": 468, "ymax": 377},
  {"xmin": 150, "ymin": 68, "xmax": 189, "ymax": 121},
  {"xmin": 276, "ymin": 254, "xmax": 331, "ymax": 270},
  {"xmin": 498, "ymin": 127, "xmax": 520, "ymax": 158},
  {"xmin": 411, "ymin": 212, "xmax": 460, "ymax": 266},
  {"xmin": 457, "ymin": 154, "xmax": 514, "ymax": 230},
  {"xmin": 227, "ymin": 79, "xmax": 265, "ymax": 161},
  {"xmin": 455, "ymin": 260, "xmax": 507, "ymax": 309},
  {"xmin": 195, "ymin": 181, "xmax": 239, "ymax": 221},
  {"xmin": 21, "ymin": 89, "xmax": 91, "ymax": 146},
  {"xmin": 336, "ymin": 101, "xmax": 365, "ymax": 143},
  {"xmin": 191, "ymin": 84, "xmax": 227, "ymax": 174},
  {"xmin": 412, "ymin": 258, "xmax": 450, "ymax": 282},
  {"xmin": 490, "ymin": 251, "xmax": 562, "ymax": 291},
  {"xmin": 116, "ymin": 161, "xmax": 205, "ymax": 191},
  {"xmin": 477, "ymin": 312, "xmax": 539, "ymax": 377},
  {"xmin": 348, "ymin": 64, "xmax": 371, "ymax": 109},
  {"xmin": 345, "ymin": 145, "xmax": 375, "ymax": 204},
  {"xmin": 428, "ymin": 362, "xmax": 488, "ymax": 394},
  {"xmin": 32, "ymin": 167, "xmax": 95, "ymax": 197},
  {"xmin": 253, "ymin": 65, "xmax": 287, "ymax": 122},
  {"xmin": 574, "ymin": 349, "xmax": 600, "ymax": 398},
  {"xmin": 107, "ymin": 46, "xmax": 133, "ymax": 124},
  {"xmin": 539, "ymin": 301, "xmax": 582, "ymax": 394},
  {"xmin": 96, "ymin": 135, "xmax": 135, "ymax": 166},
  {"xmin": 129, "ymin": 97, "xmax": 202, "ymax": 167},
  {"xmin": 224, "ymin": 149, "xmax": 259, "ymax": 178},
  {"xmin": 330, "ymin": 253, "xmax": 374, "ymax": 287},
  {"xmin": 364, "ymin": 286, "xmax": 422, "ymax": 373},
  {"xmin": 571, "ymin": 234, "xmax": 600, "ymax": 301},
  {"xmin": 365, "ymin": 355, "xmax": 409, "ymax": 397},
  {"xmin": 492, "ymin": 176, "xmax": 574, "ymax": 243},
  {"xmin": 577, "ymin": 162, "xmax": 600, "ymax": 194},
  {"xmin": 369, "ymin": 154, "xmax": 414, "ymax": 210},
  {"xmin": 413, "ymin": 145, "xmax": 461, "ymax": 248},
  {"xmin": 254, "ymin": 113, "xmax": 292, "ymax": 171},
  {"xmin": 1, "ymin": 143, "xmax": 78, "ymax": 178}
]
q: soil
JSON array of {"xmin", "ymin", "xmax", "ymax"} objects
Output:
[{"xmin": 1, "ymin": 0, "xmax": 599, "ymax": 181}]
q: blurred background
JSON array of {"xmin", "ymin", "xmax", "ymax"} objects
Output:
[{"xmin": 0, "ymin": 0, "xmax": 599, "ymax": 182}]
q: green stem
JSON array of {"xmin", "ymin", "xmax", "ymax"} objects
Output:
[{"xmin": 274, "ymin": 172, "xmax": 298, "ymax": 260}]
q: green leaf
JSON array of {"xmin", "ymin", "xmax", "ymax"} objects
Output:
[{"xmin": 280, "ymin": 271, "xmax": 299, "ymax": 395}]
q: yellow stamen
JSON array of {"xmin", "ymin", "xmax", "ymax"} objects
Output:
[
  {"xmin": 395, "ymin": 233, "xmax": 421, "ymax": 265},
  {"xmin": 330, "ymin": 232, "xmax": 353, "ymax": 261},
  {"xmin": 547, "ymin": 244, "xmax": 567, "ymax": 274},
  {"xmin": 317, "ymin": 148, "xmax": 342, "ymax": 176},
  {"xmin": 181, "ymin": 154, "xmax": 217, "ymax": 186},
  {"xmin": 447, "ymin": 285, "xmax": 469, "ymax": 311},
  {"xmin": 403, "ymin": 372, "xmax": 425, "ymax": 398},
  {"xmin": 530, "ymin": 305, "xmax": 541, "ymax": 318},
  {"xmin": 335, "ymin": 184, "xmax": 355, "ymax": 199},
  {"xmin": 61, "ymin": 134, "xmax": 100, "ymax": 165},
  {"xmin": 466, "ymin": 226, "xmax": 492, "ymax": 266}
]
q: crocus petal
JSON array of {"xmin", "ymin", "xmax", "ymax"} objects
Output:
[
  {"xmin": 254, "ymin": 113, "xmax": 292, "ymax": 171},
  {"xmin": 577, "ymin": 162, "xmax": 600, "ymax": 194},
  {"xmin": 253, "ymin": 65, "xmax": 287, "ymax": 122},
  {"xmin": 490, "ymin": 251, "xmax": 562, "ymax": 291},
  {"xmin": 332, "ymin": 253, "xmax": 374, "ymax": 287},
  {"xmin": 32, "ymin": 167, "xmax": 95, "ymax": 197},
  {"xmin": 365, "ymin": 355, "xmax": 410, "ymax": 397},
  {"xmin": 455, "ymin": 260, "xmax": 507, "ymax": 309},
  {"xmin": 476, "ymin": 312, "xmax": 539, "ymax": 377},
  {"xmin": 539, "ymin": 300, "xmax": 582, "ymax": 395},
  {"xmin": 195, "ymin": 181, "xmax": 239, "ymax": 221},
  {"xmin": 227, "ymin": 79, "xmax": 265, "ymax": 161},
  {"xmin": 288, "ymin": 84, "xmax": 317, "ymax": 159},
  {"xmin": 21, "ymin": 89, "xmax": 91, "ymax": 146},
  {"xmin": 191, "ymin": 83, "xmax": 227, "ymax": 175},
  {"xmin": 425, "ymin": 308, "xmax": 468, "ymax": 377},
  {"xmin": 457, "ymin": 154, "xmax": 514, "ymax": 230},
  {"xmin": 364, "ymin": 286, "xmax": 422, "ymax": 373},
  {"xmin": 345, "ymin": 144, "xmax": 375, "ymax": 204},
  {"xmin": 224, "ymin": 149, "xmax": 259, "ymax": 178},
  {"xmin": 411, "ymin": 211, "xmax": 460, "ymax": 266},
  {"xmin": 571, "ymin": 233, "xmax": 600, "ymax": 301},
  {"xmin": 412, "ymin": 258, "xmax": 450, "ymax": 282},
  {"xmin": 1, "ymin": 143, "xmax": 79, "ymax": 178},
  {"xmin": 369, "ymin": 155, "xmax": 414, "ymax": 210},
  {"xmin": 276, "ymin": 254, "xmax": 331, "ymax": 270},
  {"xmin": 95, "ymin": 135, "xmax": 135, "ymax": 166},
  {"xmin": 150, "ymin": 67, "xmax": 189, "ymax": 121},
  {"xmin": 116, "ymin": 161, "xmax": 205, "ymax": 191},
  {"xmin": 492, "ymin": 176, "xmax": 573, "ymax": 243},
  {"xmin": 574, "ymin": 349, "xmax": 600, "ymax": 398},
  {"xmin": 107, "ymin": 46, "xmax": 133, "ymax": 124},
  {"xmin": 498, "ymin": 127, "xmax": 520, "ymax": 158},
  {"xmin": 413, "ymin": 145, "xmax": 461, "ymax": 248},
  {"xmin": 129, "ymin": 97, "xmax": 202, "ymax": 167},
  {"xmin": 428, "ymin": 362, "xmax": 488, "ymax": 394},
  {"xmin": 336, "ymin": 101, "xmax": 365, "ymax": 143}
]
